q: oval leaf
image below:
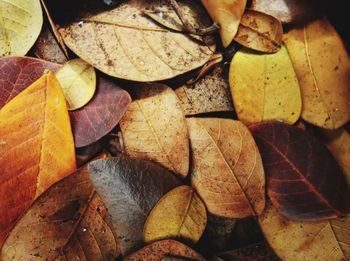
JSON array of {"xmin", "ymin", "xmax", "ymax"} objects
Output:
[
  {"xmin": 259, "ymin": 204, "xmax": 349, "ymax": 260},
  {"xmin": 0, "ymin": 0, "xmax": 43, "ymax": 56},
  {"xmin": 120, "ymin": 84, "xmax": 189, "ymax": 178},
  {"xmin": 0, "ymin": 72, "xmax": 76, "ymax": 246},
  {"xmin": 284, "ymin": 18, "xmax": 350, "ymax": 129},
  {"xmin": 143, "ymin": 185, "xmax": 207, "ymax": 245},
  {"xmin": 87, "ymin": 156, "xmax": 181, "ymax": 255},
  {"xmin": 234, "ymin": 10, "xmax": 283, "ymax": 53},
  {"xmin": 56, "ymin": 58, "xmax": 96, "ymax": 110},
  {"xmin": 124, "ymin": 240, "xmax": 205, "ymax": 261},
  {"xmin": 229, "ymin": 45, "xmax": 302, "ymax": 125},
  {"xmin": 59, "ymin": 0, "xmax": 214, "ymax": 81},
  {"xmin": 250, "ymin": 121, "xmax": 350, "ymax": 221},
  {"xmin": 187, "ymin": 118, "xmax": 265, "ymax": 218}
]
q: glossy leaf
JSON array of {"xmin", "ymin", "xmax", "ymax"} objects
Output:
[
  {"xmin": 250, "ymin": 121, "xmax": 350, "ymax": 221},
  {"xmin": 1, "ymin": 165, "xmax": 120, "ymax": 260},
  {"xmin": 187, "ymin": 118, "xmax": 265, "ymax": 218},
  {"xmin": 87, "ymin": 156, "xmax": 181, "ymax": 255},
  {"xmin": 59, "ymin": 0, "xmax": 214, "ymax": 81},
  {"xmin": 234, "ymin": 10, "xmax": 283, "ymax": 53},
  {"xmin": 284, "ymin": 18, "xmax": 350, "ymax": 129},
  {"xmin": 143, "ymin": 185, "xmax": 207, "ymax": 245},
  {"xmin": 124, "ymin": 240, "xmax": 205, "ymax": 261},
  {"xmin": 0, "ymin": 0, "xmax": 43, "ymax": 56},
  {"xmin": 0, "ymin": 72, "xmax": 76, "ymax": 246},
  {"xmin": 56, "ymin": 58, "xmax": 96, "ymax": 110},
  {"xmin": 229, "ymin": 45, "xmax": 302, "ymax": 125},
  {"xmin": 120, "ymin": 84, "xmax": 189, "ymax": 178}
]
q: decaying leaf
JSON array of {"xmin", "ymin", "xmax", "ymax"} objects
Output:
[
  {"xmin": 55, "ymin": 58, "xmax": 96, "ymax": 110},
  {"xmin": 59, "ymin": 0, "xmax": 214, "ymax": 81},
  {"xmin": 175, "ymin": 66, "xmax": 234, "ymax": 115},
  {"xmin": 143, "ymin": 185, "xmax": 207, "ymax": 245},
  {"xmin": 259, "ymin": 204, "xmax": 350, "ymax": 261},
  {"xmin": 187, "ymin": 118, "xmax": 265, "ymax": 218},
  {"xmin": 120, "ymin": 84, "xmax": 189, "ymax": 178},
  {"xmin": 87, "ymin": 156, "xmax": 181, "ymax": 255},
  {"xmin": 229, "ymin": 46, "xmax": 302, "ymax": 125},
  {"xmin": 0, "ymin": 72, "xmax": 76, "ymax": 246},
  {"xmin": 234, "ymin": 10, "xmax": 283, "ymax": 53},
  {"xmin": 201, "ymin": 0, "xmax": 247, "ymax": 47},
  {"xmin": 0, "ymin": 0, "xmax": 43, "ymax": 56},
  {"xmin": 1, "ymin": 165, "xmax": 120, "ymax": 260},
  {"xmin": 124, "ymin": 240, "xmax": 205, "ymax": 261},
  {"xmin": 284, "ymin": 18, "xmax": 350, "ymax": 129},
  {"xmin": 250, "ymin": 122, "xmax": 350, "ymax": 221}
]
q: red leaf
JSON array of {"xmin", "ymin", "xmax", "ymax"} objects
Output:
[{"xmin": 250, "ymin": 121, "xmax": 349, "ymax": 221}]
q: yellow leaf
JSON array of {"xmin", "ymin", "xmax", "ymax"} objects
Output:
[
  {"xmin": 284, "ymin": 18, "xmax": 350, "ymax": 129},
  {"xmin": 229, "ymin": 45, "xmax": 302, "ymax": 124},
  {"xmin": 120, "ymin": 84, "xmax": 189, "ymax": 178},
  {"xmin": 0, "ymin": 0, "xmax": 43, "ymax": 56},
  {"xmin": 259, "ymin": 204, "xmax": 349, "ymax": 261},
  {"xmin": 0, "ymin": 71, "xmax": 76, "ymax": 246},
  {"xmin": 187, "ymin": 118, "xmax": 265, "ymax": 218},
  {"xmin": 143, "ymin": 185, "xmax": 207, "ymax": 245},
  {"xmin": 201, "ymin": 0, "xmax": 247, "ymax": 47},
  {"xmin": 56, "ymin": 58, "xmax": 96, "ymax": 110}
]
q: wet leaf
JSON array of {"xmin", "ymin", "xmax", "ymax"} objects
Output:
[
  {"xmin": 143, "ymin": 185, "xmax": 207, "ymax": 245},
  {"xmin": 87, "ymin": 156, "xmax": 181, "ymax": 255},
  {"xmin": 229, "ymin": 46, "xmax": 302, "ymax": 125},
  {"xmin": 175, "ymin": 66, "xmax": 234, "ymax": 116},
  {"xmin": 1, "ymin": 165, "xmax": 120, "ymax": 260},
  {"xmin": 56, "ymin": 58, "xmax": 96, "ymax": 111},
  {"xmin": 187, "ymin": 118, "xmax": 265, "ymax": 218},
  {"xmin": 234, "ymin": 10, "xmax": 283, "ymax": 53},
  {"xmin": 284, "ymin": 18, "xmax": 350, "ymax": 129},
  {"xmin": 201, "ymin": 0, "xmax": 247, "ymax": 47},
  {"xmin": 250, "ymin": 121, "xmax": 350, "ymax": 221},
  {"xmin": 0, "ymin": 72, "xmax": 76, "ymax": 246},
  {"xmin": 0, "ymin": 0, "xmax": 43, "ymax": 56},
  {"xmin": 124, "ymin": 240, "xmax": 205, "ymax": 261},
  {"xmin": 259, "ymin": 204, "xmax": 350, "ymax": 261},
  {"xmin": 120, "ymin": 84, "xmax": 189, "ymax": 178},
  {"xmin": 59, "ymin": 0, "xmax": 214, "ymax": 81}
]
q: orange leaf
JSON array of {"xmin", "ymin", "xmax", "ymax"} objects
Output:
[{"xmin": 0, "ymin": 71, "xmax": 76, "ymax": 246}]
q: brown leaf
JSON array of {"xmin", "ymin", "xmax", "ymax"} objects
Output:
[
  {"xmin": 1, "ymin": 165, "xmax": 120, "ymax": 260},
  {"xmin": 284, "ymin": 18, "xmax": 350, "ymax": 129},
  {"xmin": 58, "ymin": 0, "xmax": 214, "ymax": 81},
  {"xmin": 87, "ymin": 156, "xmax": 181, "ymax": 255},
  {"xmin": 250, "ymin": 121, "xmax": 350, "ymax": 220},
  {"xmin": 120, "ymin": 84, "xmax": 189, "ymax": 178},
  {"xmin": 234, "ymin": 10, "xmax": 283, "ymax": 53},
  {"xmin": 187, "ymin": 118, "xmax": 265, "ymax": 218},
  {"xmin": 124, "ymin": 240, "xmax": 205, "ymax": 261},
  {"xmin": 0, "ymin": 72, "xmax": 76, "ymax": 247}
]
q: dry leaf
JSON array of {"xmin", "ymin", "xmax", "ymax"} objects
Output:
[
  {"xmin": 284, "ymin": 17, "xmax": 350, "ymax": 129},
  {"xmin": 87, "ymin": 156, "xmax": 181, "ymax": 255},
  {"xmin": 175, "ymin": 66, "xmax": 234, "ymax": 115},
  {"xmin": 59, "ymin": 0, "xmax": 214, "ymax": 81},
  {"xmin": 234, "ymin": 10, "xmax": 283, "ymax": 53},
  {"xmin": 124, "ymin": 240, "xmax": 205, "ymax": 261},
  {"xmin": 205, "ymin": 215, "xmax": 236, "ymax": 251},
  {"xmin": 143, "ymin": 185, "xmax": 207, "ymax": 245},
  {"xmin": 187, "ymin": 118, "xmax": 265, "ymax": 218},
  {"xmin": 0, "ymin": 0, "xmax": 43, "ymax": 56},
  {"xmin": 120, "ymin": 84, "xmax": 189, "ymax": 178},
  {"xmin": 56, "ymin": 58, "xmax": 96, "ymax": 110},
  {"xmin": 259, "ymin": 204, "xmax": 350, "ymax": 261},
  {"xmin": 229, "ymin": 46, "xmax": 302, "ymax": 125},
  {"xmin": 0, "ymin": 72, "xmax": 76, "ymax": 246},
  {"xmin": 201, "ymin": 0, "xmax": 247, "ymax": 47},
  {"xmin": 1, "ymin": 165, "xmax": 120, "ymax": 260}
]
